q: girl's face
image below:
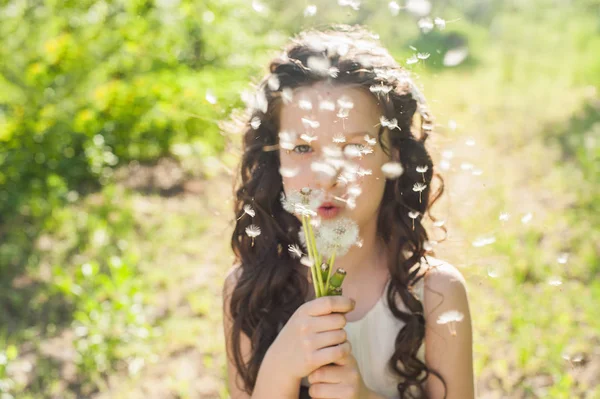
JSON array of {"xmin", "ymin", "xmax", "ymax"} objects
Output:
[{"xmin": 278, "ymin": 81, "xmax": 392, "ymax": 229}]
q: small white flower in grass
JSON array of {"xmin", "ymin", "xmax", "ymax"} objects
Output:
[
  {"xmin": 303, "ymin": 4, "xmax": 317, "ymax": 17},
  {"xmin": 302, "ymin": 117, "xmax": 320, "ymax": 129},
  {"xmin": 288, "ymin": 244, "xmax": 303, "ymax": 259},
  {"xmin": 364, "ymin": 134, "xmax": 377, "ymax": 146},
  {"xmin": 245, "ymin": 224, "xmax": 261, "ymax": 247},
  {"xmin": 436, "ymin": 310, "xmax": 464, "ymax": 336},
  {"xmin": 406, "ymin": 55, "xmax": 419, "ymax": 65},
  {"xmin": 333, "ymin": 133, "xmax": 347, "ymax": 143},
  {"xmin": 417, "ymin": 52, "xmax": 430, "ymax": 60},
  {"xmin": 499, "ymin": 212, "xmax": 510, "ymax": 222},
  {"xmin": 250, "ymin": 116, "xmax": 261, "ymax": 130},
  {"xmin": 299, "ymin": 99, "xmax": 313, "ymax": 110},
  {"xmin": 388, "ymin": 1, "xmax": 401, "ymax": 16},
  {"xmin": 557, "ymin": 252, "xmax": 569, "ymax": 264},
  {"xmin": 416, "ymin": 165, "xmax": 428, "ymax": 182},
  {"xmin": 521, "ymin": 212, "xmax": 533, "ymax": 224},
  {"xmin": 279, "ymin": 167, "xmax": 300, "ymax": 178},
  {"xmin": 281, "ymin": 87, "xmax": 293, "ymax": 104},
  {"xmin": 382, "ymin": 162, "xmax": 404, "ymax": 179},
  {"xmin": 267, "ymin": 74, "xmax": 280, "ymax": 91},
  {"xmin": 205, "ymin": 90, "xmax": 217, "ymax": 104},
  {"xmin": 408, "ymin": 211, "xmax": 420, "ymax": 230},
  {"xmin": 434, "ymin": 17, "xmax": 446, "ymax": 30},
  {"xmin": 300, "ymin": 133, "xmax": 318, "ymax": 143},
  {"xmin": 413, "ymin": 182, "xmax": 427, "ymax": 203}
]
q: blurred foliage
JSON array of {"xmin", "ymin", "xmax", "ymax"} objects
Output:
[{"xmin": 0, "ymin": 0, "xmax": 599, "ymax": 397}]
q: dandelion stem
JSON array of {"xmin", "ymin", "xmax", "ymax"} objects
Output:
[
  {"xmin": 324, "ymin": 250, "xmax": 336, "ymax": 294},
  {"xmin": 307, "ymin": 220, "xmax": 325, "ymax": 296},
  {"xmin": 302, "ymin": 215, "xmax": 321, "ymax": 297}
]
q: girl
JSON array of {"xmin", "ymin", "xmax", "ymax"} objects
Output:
[{"xmin": 223, "ymin": 25, "xmax": 474, "ymax": 399}]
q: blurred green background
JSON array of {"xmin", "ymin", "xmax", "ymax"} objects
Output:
[{"xmin": 0, "ymin": 0, "xmax": 598, "ymax": 398}]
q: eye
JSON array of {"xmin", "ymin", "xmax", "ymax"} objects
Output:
[{"xmin": 293, "ymin": 145, "xmax": 313, "ymax": 154}]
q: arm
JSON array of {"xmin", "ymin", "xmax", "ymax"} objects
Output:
[
  {"xmin": 222, "ymin": 265, "xmax": 301, "ymax": 398},
  {"xmin": 422, "ymin": 262, "xmax": 475, "ymax": 399}
]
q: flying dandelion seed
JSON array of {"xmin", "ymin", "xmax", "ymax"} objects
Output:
[
  {"xmin": 413, "ymin": 182, "xmax": 427, "ymax": 203},
  {"xmin": 288, "ymin": 244, "xmax": 303, "ymax": 259},
  {"xmin": 487, "ymin": 266, "xmax": 500, "ymax": 278},
  {"xmin": 205, "ymin": 90, "xmax": 217, "ymax": 104},
  {"xmin": 557, "ymin": 252, "xmax": 569, "ymax": 264},
  {"xmin": 347, "ymin": 185, "xmax": 362, "ymax": 197},
  {"xmin": 357, "ymin": 168, "xmax": 372, "ymax": 177},
  {"xmin": 406, "ymin": 55, "xmax": 419, "ymax": 65},
  {"xmin": 301, "ymin": 117, "xmax": 320, "ymax": 130},
  {"xmin": 328, "ymin": 67, "xmax": 340, "ymax": 78},
  {"xmin": 333, "ymin": 133, "xmax": 347, "ymax": 143},
  {"xmin": 424, "ymin": 240, "xmax": 436, "ymax": 251},
  {"xmin": 460, "ymin": 162, "xmax": 473, "ymax": 171},
  {"xmin": 382, "ymin": 162, "xmax": 404, "ymax": 179},
  {"xmin": 380, "ymin": 116, "xmax": 399, "ymax": 130},
  {"xmin": 369, "ymin": 84, "xmax": 393, "ymax": 95},
  {"xmin": 416, "ymin": 165, "xmax": 428, "ymax": 182},
  {"xmin": 443, "ymin": 46, "xmax": 469, "ymax": 67},
  {"xmin": 439, "ymin": 159, "xmax": 451, "ymax": 170},
  {"xmin": 417, "ymin": 52, "xmax": 430, "ymax": 60},
  {"xmin": 499, "ymin": 212, "xmax": 510, "ymax": 222},
  {"xmin": 472, "ymin": 236, "xmax": 496, "ymax": 247},
  {"xmin": 311, "ymin": 161, "xmax": 338, "ymax": 177},
  {"xmin": 252, "ymin": 0, "xmax": 267, "ymax": 13},
  {"xmin": 319, "ymin": 100, "xmax": 335, "ymax": 111},
  {"xmin": 307, "ymin": 56, "xmax": 331, "ymax": 76},
  {"xmin": 434, "ymin": 17, "xmax": 446, "ymax": 29},
  {"xmin": 338, "ymin": 0, "xmax": 361, "ymax": 11},
  {"xmin": 408, "ymin": 211, "xmax": 420, "ymax": 230},
  {"xmin": 364, "ymin": 135, "xmax": 377, "ymax": 146},
  {"xmin": 250, "ymin": 116, "xmax": 261, "ymax": 130},
  {"xmin": 442, "ymin": 150, "xmax": 454, "ymax": 159},
  {"xmin": 267, "ymin": 74, "xmax": 280, "ymax": 91},
  {"xmin": 448, "ymin": 120, "xmax": 457, "ymax": 130},
  {"xmin": 388, "ymin": 1, "xmax": 401, "ymax": 16},
  {"xmin": 282, "ymin": 87, "xmax": 293, "ymax": 104},
  {"xmin": 279, "ymin": 167, "xmax": 300, "ymax": 178},
  {"xmin": 299, "ymin": 99, "xmax": 313, "ymax": 110},
  {"xmin": 300, "ymin": 133, "xmax": 318, "ymax": 143},
  {"xmin": 472, "ymin": 169, "xmax": 483, "ymax": 176},
  {"xmin": 300, "ymin": 256, "xmax": 314, "ymax": 268},
  {"xmin": 337, "ymin": 96, "xmax": 354, "ymax": 110},
  {"xmin": 436, "ymin": 310, "xmax": 464, "ymax": 336},
  {"xmin": 417, "ymin": 18, "xmax": 434, "ymax": 33},
  {"xmin": 406, "ymin": 0, "xmax": 431, "ymax": 17},
  {"xmin": 243, "ymin": 204, "xmax": 255, "ymax": 218},
  {"xmin": 433, "ymin": 219, "xmax": 445, "ymax": 227},
  {"xmin": 245, "ymin": 224, "xmax": 261, "ymax": 247},
  {"xmin": 521, "ymin": 212, "xmax": 533, "ymax": 224},
  {"xmin": 303, "ymin": 4, "xmax": 317, "ymax": 17},
  {"xmin": 548, "ymin": 277, "xmax": 563, "ymax": 287},
  {"xmin": 360, "ymin": 147, "xmax": 374, "ymax": 156},
  {"xmin": 323, "ymin": 146, "xmax": 343, "ymax": 158},
  {"xmin": 409, "ymin": 45, "xmax": 417, "ymax": 51},
  {"xmin": 343, "ymin": 145, "xmax": 363, "ymax": 159},
  {"xmin": 465, "ymin": 138, "xmax": 476, "ymax": 146}
]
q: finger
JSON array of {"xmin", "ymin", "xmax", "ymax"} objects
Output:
[
  {"xmin": 312, "ymin": 313, "xmax": 348, "ymax": 333},
  {"xmin": 313, "ymin": 341, "xmax": 352, "ymax": 369},
  {"xmin": 309, "ymin": 382, "xmax": 345, "ymax": 399},
  {"xmin": 312, "ymin": 329, "xmax": 347, "ymax": 350},
  {"xmin": 307, "ymin": 364, "xmax": 345, "ymax": 384},
  {"xmin": 307, "ymin": 295, "xmax": 355, "ymax": 317}
]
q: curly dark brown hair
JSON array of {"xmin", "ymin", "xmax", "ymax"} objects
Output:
[{"xmin": 228, "ymin": 24, "xmax": 448, "ymax": 399}]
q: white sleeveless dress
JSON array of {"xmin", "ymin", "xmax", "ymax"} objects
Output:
[{"xmin": 298, "ymin": 276, "xmax": 427, "ymax": 399}]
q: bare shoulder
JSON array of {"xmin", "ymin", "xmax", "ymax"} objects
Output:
[
  {"xmin": 223, "ymin": 263, "xmax": 243, "ymax": 295},
  {"xmin": 421, "ymin": 256, "xmax": 470, "ymax": 315}
]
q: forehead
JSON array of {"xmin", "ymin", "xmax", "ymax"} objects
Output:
[{"xmin": 279, "ymin": 81, "xmax": 382, "ymax": 138}]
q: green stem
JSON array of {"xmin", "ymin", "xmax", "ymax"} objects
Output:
[
  {"xmin": 302, "ymin": 216, "xmax": 321, "ymax": 297},
  {"xmin": 324, "ymin": 249, "xmax": 336, "ymax": 294},
  {"xmin": 307, "ymin": 220, "xmax": 325, "ymax": 295}
]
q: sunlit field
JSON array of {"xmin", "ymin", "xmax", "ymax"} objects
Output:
[{"xmin": 1, "ymin": 1, "xmax": 598, "ymax": 398}]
